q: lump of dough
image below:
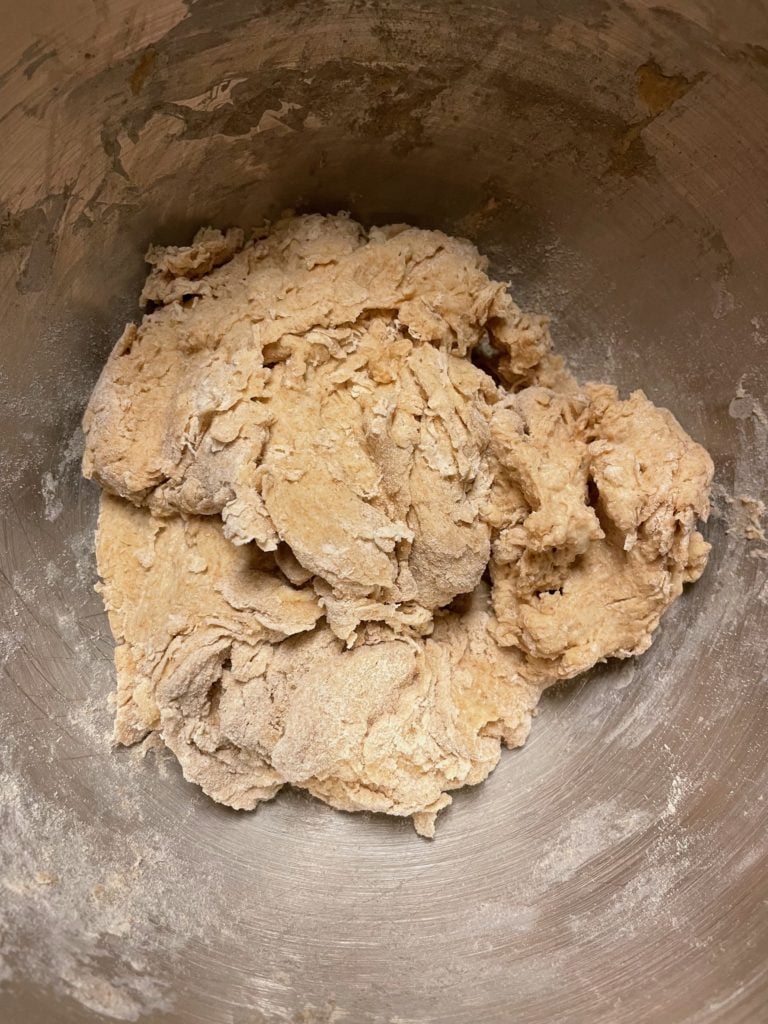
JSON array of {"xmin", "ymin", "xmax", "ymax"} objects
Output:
[
  {"xmin": 487, "ymin": 384, "xmax": 713, "ymax": 678},
  {"xmin": 83, "ymin": 215, "xmax": 548, "ymax": 634},
  {"xmin": 84, "ymin": 214, "xmax": 715, "ymax": 836},
  {"xmin": 96, "ymin": 493, "xmax": 321, "ymax": 806},
  {"xmin": 97, "ymin": 493, "xmax": 542, "ymax": 836},
  {"xmin": 257, "ymin": 327, "xmax": 495, "ymax": 624}
]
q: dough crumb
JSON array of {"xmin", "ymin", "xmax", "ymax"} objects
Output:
[
  {"xmin": 83, "ymin": 214, "xmax": 714, "ymax": 835},
  {"xmin": 727, "ymin": 494, "xmax": 766, "ymax": 544}
]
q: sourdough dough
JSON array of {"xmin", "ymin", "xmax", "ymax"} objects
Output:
[{"xmin": 83, "ymin": 214, "xmax": 713, "ymax": 836}]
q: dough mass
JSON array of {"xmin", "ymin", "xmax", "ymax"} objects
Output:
[{"xmin": 83, "ymin": 214, "xmax": 713, "ymax": 836}]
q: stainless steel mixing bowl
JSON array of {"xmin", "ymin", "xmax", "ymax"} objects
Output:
[{"xmin": 1, "ymin": 2, "xmax": 767, "ymax": 1022}]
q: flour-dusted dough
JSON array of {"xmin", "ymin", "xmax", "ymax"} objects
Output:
[
  {"xmin": 83, "ymin": 214, "xmax": 714, "ymax": 835},
  {"xmin": 96, "ymin": 495, "xmax": 539, "ymax": 836},
  {"xmin": 83, "ymin": 217, "xmax": 522, "ymax": 626},
  {"xmin": 487, "ymin": 384, "xmax": 712, "ymax": 678}
]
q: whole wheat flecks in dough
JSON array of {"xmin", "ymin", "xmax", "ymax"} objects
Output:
[{"xmin": 83, "ymin": 214, "xmax": 714, "ymax": 836}]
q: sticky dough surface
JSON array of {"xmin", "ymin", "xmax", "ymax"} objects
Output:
[{"xmin": 84, "ymin": 214, "xmax": 713, "ymax": 836}]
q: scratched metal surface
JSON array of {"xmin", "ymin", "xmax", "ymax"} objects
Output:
[{"xmin": 1, "ymin": 2, "xmax": 767, "ymax": 1022}]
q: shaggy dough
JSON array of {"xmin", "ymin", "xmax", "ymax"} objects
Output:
[
  {"xmin": 84, "ymin": 214, "xmax": 713, "ymax": 836},
  {"xmin": 96, "ymin": 495, "xmax": 539, "ymax": 834},
  {"xmin": 487, "ymin": 384, "xmax": 712, "ymax": 678}
]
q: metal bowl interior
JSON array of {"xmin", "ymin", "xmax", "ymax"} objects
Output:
[{"xmin": 1, "ymin": 2, "xmax": 767, "ymax": 1022}]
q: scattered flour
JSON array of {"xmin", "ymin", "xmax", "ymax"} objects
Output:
[
  {"xmin": 665, "ymin": 772, "xmax": 687, "ymax": 817},
  {"xmin": 40, "ymin": 427, "xmax": 85, "ymax": 523},
  {"xmin": 0, "ymin": 772, "xmax": 168, "ymax": 1020},
  {"xmin": 532, "ymin": 800, "xmax": 654, "ymax": 892}
]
